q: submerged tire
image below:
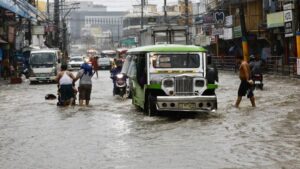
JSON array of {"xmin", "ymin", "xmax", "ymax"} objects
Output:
[{"xmin": 145, "ymin": 94, "xmax": 157, "ymax": 116}]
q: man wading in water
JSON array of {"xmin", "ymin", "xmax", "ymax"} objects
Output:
[{"xmin": 235, "ymin": 56, "xmax": 256, "ymax": 108}]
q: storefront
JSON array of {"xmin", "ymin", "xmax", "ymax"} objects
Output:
[{"xmin": 0, "ymin": 0, "xmax": 39, "ymax": 81}]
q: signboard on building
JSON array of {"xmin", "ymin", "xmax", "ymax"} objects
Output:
[
  {"xmin": 223, "ymin": 28, "xmax": 233, "ymax": 40},
  {"xmin": 224, "ymin": 15, "xmax": 233, "ymax": 27},
  {"xmin": 284, "ymin": 21, "xmax": 294, "ymax": 37},
  {"xmin": 202, "ymin": 14, "xmax": 214, "ymax": 24},
  {"xmin": 284, "ymin": 10, "xmax": 294, "ymax": 37},
  {"xmin": 233, "ymin": 26, "xmax": 242, "ymax": 38},
  {"xmin": 284, "ymin": 10, "xmax": 293, "ymax": 22},
  {"xmin": 267, "ymin": 12, "xmax": 284, "ymax": 28},
  {"xmin": 214, "ymin": 11, "xmax": 225, "ymax": 24},
  {"xmin": 195, "ymin": 35, "xmax": 210, "ymax": 46},
  {"xmin": 283, "ymin": 2, "xmax": 294, "ymax": 10},
  {"xmin": 32, "ymin": 26, "xmax": 45, "ymax": 35},
  {"xmin": 212, "ymin": 28, "xmax": 223, "ymax": 36}
]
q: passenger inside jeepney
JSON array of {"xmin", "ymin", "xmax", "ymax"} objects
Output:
[
  {"xmin": 137, "ymin": 56, "xmax": 146, "ymax": 87},
  {"xmin": 153, "ymin": 54, "xmax": 200, "ymax": 68}
]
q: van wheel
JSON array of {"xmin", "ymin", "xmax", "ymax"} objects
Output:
[{"xmin": 145, "ymin": 94, "xmax": 157, "ymax": 116}]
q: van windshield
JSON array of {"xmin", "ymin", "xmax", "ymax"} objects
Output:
[
  {"xmin": 30, "ymin": 53, "xmax": 56, "ymax": 67},
  {"xmin": 152, "ymin": 54, "xmax": 200, "ymax": 68}
]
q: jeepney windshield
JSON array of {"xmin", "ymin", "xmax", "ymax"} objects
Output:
[{"xmin": 151, "ymin": 54, "xmax": 200, "ymax": 68}]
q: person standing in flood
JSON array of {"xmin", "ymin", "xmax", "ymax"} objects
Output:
[
  {"xmin": 55, "ymin": 64, "xmax": 76, "ymax": 106},
  {"xmin": 75, "ymin": 62, "xmax": 93, "ymax": 106},
  {"xmin": 235, "ymin": 56, "xmax": 256, "ymax": 108}
]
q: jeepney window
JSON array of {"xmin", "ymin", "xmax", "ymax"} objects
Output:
[
  {"xmin": 126, "ymin": 55, "xmax": 136, "ymax": 78},
  {"xmin": 121, "ymin": 55, "xmax": 132, "ymax": 74},
  {"xmin": 152, "ymin": 54, "xmax": 200, "ymax": 68}
]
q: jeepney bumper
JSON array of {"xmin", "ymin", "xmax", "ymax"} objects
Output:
[{"xmin": 156, "ymin": 95, "xmax": 217, "ymax": 112}]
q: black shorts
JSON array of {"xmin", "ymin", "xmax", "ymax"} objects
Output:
[
  {"xmin": 238, "ymin": 80, "xmax": 254, "ymax": 98},
  {"xmin": 79, "ymin": 84, "xmax": 92, "ymax": 100},
  {"xmin": 59, "ymin": 84, "xmax": 75, "ymax": 101}
]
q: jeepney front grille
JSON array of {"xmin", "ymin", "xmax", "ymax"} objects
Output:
[{"xmin": 175, "ymin": 76, "xmax": 194, "ymax": 96}]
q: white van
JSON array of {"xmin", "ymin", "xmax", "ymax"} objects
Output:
[{"xmin": 29, "ymin": 49, "xmax": 62, "ymax": 84}]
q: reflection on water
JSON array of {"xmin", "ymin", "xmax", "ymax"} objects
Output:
[{"xmin": 0, "ymin": 71, "xmax": 299, "ymax": 169}]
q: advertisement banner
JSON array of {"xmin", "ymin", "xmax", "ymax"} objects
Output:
[
  {"xmin": 32, "ymin": 26, "xmax": 45, "ymax": 35},
  {"xmin": 223, "ymin": 28, "xmax": 233, "ymax": 40},
  {"xmin": 267, "ymin": 12, "xmax": 284, "ymax": 28}
]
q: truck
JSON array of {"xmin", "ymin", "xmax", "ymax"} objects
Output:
[
  {"xmin": 28, "ymin": 49, "xmax": 62, "ymax": 84},
  {"xmin": 140, "ymin": 25, "xmax": 189, "ymax": 46}
]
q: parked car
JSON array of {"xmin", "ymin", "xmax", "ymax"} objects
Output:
[
  {"xmin": 68, "ymin": 56, "xmax": 84, "ymax": 70},
  {"xmin": 98, "ymin": 55, "xmax": 112, "ymax": 70}
]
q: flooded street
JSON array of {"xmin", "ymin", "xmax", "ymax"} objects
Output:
[{"xmin": 0, "ymin": 71, "xmax": 300, "ymax": 169}]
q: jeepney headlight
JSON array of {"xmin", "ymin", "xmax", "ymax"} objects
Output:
[
  {"xmin": 195, "ymin": 80, "xmax": 205, "ymax": 87},
  {"xmin": 163, "ymin": 79, "xmax": 174, "ymax": 88}
]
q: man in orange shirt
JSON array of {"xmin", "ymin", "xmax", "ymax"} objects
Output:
[{"xmin": 91, "ymin": 56, "xmax": 99, "ymax": 78}]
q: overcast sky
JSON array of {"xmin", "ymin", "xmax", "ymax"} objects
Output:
[{"xmin": 68, "ymin": 0, "xmax": 198, "ymax": 11}]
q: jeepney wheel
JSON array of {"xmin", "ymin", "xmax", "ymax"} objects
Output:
[{"xmin": 145, "ymin": 94, "xmax": 157, "ymax": 116}]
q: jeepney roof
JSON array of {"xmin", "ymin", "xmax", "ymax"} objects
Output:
[
  {"xmin": 30, "ymin": 49, "xmax": 60, "ymax": 53},
  {"xmin": 127, "ymin": 44, "xmax": 207, "ymax": 53}
]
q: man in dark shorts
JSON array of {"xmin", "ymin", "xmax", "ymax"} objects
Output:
[{"xmin": 235, "ymin": 56, "xmax": 255, "ymax": 108}]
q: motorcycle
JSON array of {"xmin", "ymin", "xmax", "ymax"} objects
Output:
[
  {"xmin": 252, "ymin": 73, "xmax": 263, "ymax": 90},
  {"xmin": 57, "ymin": 84, "xmax": 77, "ymax": 106},
  {"xmin": 112, "ymin": 73, "xmax": 128, "ymax": 98}
]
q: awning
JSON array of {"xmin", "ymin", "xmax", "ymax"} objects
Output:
[
  {"xmin": 0, "ymin": 0, "xmax": 46, "ymax": 21},
  {"xmin": 0, "ymin": 0, "xmax": 31, "ymax": 18}
]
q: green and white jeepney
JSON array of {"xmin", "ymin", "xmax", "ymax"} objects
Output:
[{"xmin": 122, "ymin": 44, "xmax": 218, "ymax": 116}]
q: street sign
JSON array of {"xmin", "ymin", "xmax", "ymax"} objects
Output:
[
  {"xmin": 284, "ymin": 10, "xmax": 293, "ymax": 22},
  {"xmin": 284, "ymin": 21, "xmax": 294, "ymax": 37},
  {"xmin": 283, "ymin": 2, "xmax": 294, "ymax": 10},
  {"xmin": 284, "ymin": 10, "xmax": 294, "ymax": 37},
  {"xmin": 214, "ymin": 11, "xmax": 225, "ymax": 24}
]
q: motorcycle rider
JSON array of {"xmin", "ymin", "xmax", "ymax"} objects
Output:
[
  {"xmin": 249, "ymin": 54, "xmax": 263, "ymax": 83},
  {"xmin": 110, "ymin": 59, "xmax": 123, "ymax": 95}
]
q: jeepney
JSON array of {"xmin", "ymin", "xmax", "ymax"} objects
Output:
[{"xmin": 122, "ymin": 44, "xmax": 218, "ymax": 116}]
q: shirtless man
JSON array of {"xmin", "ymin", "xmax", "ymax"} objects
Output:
[{"xmin": 235, "ymin": 56, "xmax": 255, "ymax": 108}]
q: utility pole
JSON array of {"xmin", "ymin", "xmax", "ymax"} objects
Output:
[
  {"xmin": 185, "ymin": 0, "xmax": 189, "ymax": 44},
  {"xmin": 296, "ymin": 0, "xmax": 300, "ymax": 75},
  {"xmin": 164, "ymin": 0, "xmax": 167, "ymax": 24},
  {"xmin": 185, "ymin": 0, "xmax": 189, "ymax": 26},
  {"xmin": 141, "ymin": 0, "xmax": 144, "ymax": 29},
  {"xmin": 239, "ymin": 1, "xmax": 249, "ymax": 61},
  {"xmin": 47, "ymin": 0, "xmax": 49, "ymax": 15},
  {"xmin": 54, "ymin": 0, "xmax": 60, "ymax": 48}
]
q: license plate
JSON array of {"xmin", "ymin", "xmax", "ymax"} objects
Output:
[
  {"xmin": 255, "ymin": 81, "xmax": 261, "ymax": 84},
  {"xmin": 179, "ymin": 103, "xmax": 196, "ymax": 109}
]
